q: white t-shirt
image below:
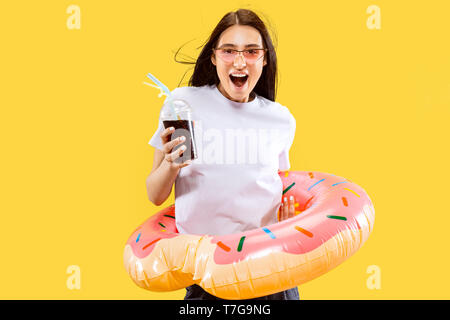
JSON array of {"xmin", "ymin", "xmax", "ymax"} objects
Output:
[{"xmin": 149, "ymin": 84, "xmax": 296, "ymax": 236}]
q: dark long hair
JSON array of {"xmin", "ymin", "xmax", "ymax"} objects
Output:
[{"xmin": 174, "ymin": 9, "xmax": 278, "ymax": 101}]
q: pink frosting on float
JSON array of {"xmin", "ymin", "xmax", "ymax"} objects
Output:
[
  {"xmin": 209, "ymin": 171, "xmax": 369, "ymax": 265},
  {"xmin": 126, "ymin": 206, "xmax": 179, "ymax": 259},
  {"xmin": 210, "ymin": 176, "xmax": 364, "ymax": 265},
  {"xmin": 126, "ymin": 171, "xmax": 372, "ymax": 264}
]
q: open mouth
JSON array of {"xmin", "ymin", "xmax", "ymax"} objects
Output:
[{"xmin": 229, "ymin": 74, "xmax": 248, "ymax": 88}]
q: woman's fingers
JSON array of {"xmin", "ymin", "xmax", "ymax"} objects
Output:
[
  {"xmin": 160, "ymin": 128, "xmax": 192, "ymax": 169},
  {"xmin": 280, "ymin": 196, "xmax": 296, "ymax": 221},
  {"xmin": 163, "ymin": 135, "xmax": 186, "ymax": 154},
  {"xmin": 280, "ymin": 196, "xmax": 287, "ymax": 221},
  {"xmin": 289, "ymin": 196, "xmax": 295, "ymax": 218},
  {"xmin": 160, "ymin": 126, "xmax": 175, "ymax": 145},
  {"xmin": 166, "ymin": 144, "xmax": 186, "ymax": 163},
  {"xmin": 178, "ymin": 159, "xmax": 193, "ymax": 168}
]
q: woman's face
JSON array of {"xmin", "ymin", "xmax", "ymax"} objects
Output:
[{"xmin": 211, "ymin": 24, "xmax": 267, "ymax": 103}]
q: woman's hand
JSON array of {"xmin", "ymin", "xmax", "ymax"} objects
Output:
[
  {"xmin": 160, "ymin": 126, "xmax": 192, "ymax": 169},
  {"xmin": 278, "ymin": 195, "xmax": 296, "ymax": 221}
]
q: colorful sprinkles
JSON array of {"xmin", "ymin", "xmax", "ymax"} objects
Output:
[
  {"xmin": 327, "ymin": 215, "xmax": 347, "ymax": 221},
  {"xmin": 132, "ymin": 226, "xmax": 142, "ymax": 234},
  {"xmin": 138, "ymin": 172, "xmax": 361, "ymax": 260},
  {"xmin": 332, "ymin": 181, "xmax": 347, "ymax": 187},
  {"xmin": 282, "ymin": 182, "xmax": 296, "ymax": 195},
  {"xmin": 344, "ymin": 188, "xmax": 360, "ymax": 197},
  {"xmin": 142, "ymin": 238, "xmax": 161, "ymax": 250},
  {"xmin": 262, "ymin": 227, "xmax": 276, "ymax": 239},
  {"xmin": 217, "ymin": 241, "xmax": 231, "ymax": 252},
  {"xmin": 308, "ymin": 178, "xmax": 325, "ymax": 191},
  {"xmin": 237, "ymin": 236, "xmax": 246, "ymax": 252},
  {"xmin": 295, "ymin": 226, "xmax": 313, "ymax": 238},
  {"xmin": 304, "ymin": 196, "xmax": 314, "ymax": 209}
]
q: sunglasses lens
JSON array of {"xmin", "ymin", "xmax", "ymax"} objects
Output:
[
  {"xmin": 243, "ymin": 50, "xmax": 264, "ymax": 61},
  {"xmin": 216, "ymin": 49, "xmax": 265, "ymax": 62}
]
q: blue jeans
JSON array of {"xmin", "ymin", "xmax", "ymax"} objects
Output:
[{"xmin": 184, "ymin": 284, "xmax": 299, "ymax": 300}]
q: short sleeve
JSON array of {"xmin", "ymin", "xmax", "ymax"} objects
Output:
[
  {"xmin": 278, "ymin": 113, "xmax": 296, "ymax": 171},
  {"xmin": 148, "ymin": 118, "xmax": 165, "ymax": 151}
]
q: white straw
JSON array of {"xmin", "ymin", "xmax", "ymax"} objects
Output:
[{"xmin": 143, "ymin": 81, "xmax": 180, "ymax": 120}]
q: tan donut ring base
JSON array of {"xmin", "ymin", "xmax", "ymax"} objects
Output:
[{"xmin": 123, "ymin": 170, "xmax": 375, "ymax": 299}]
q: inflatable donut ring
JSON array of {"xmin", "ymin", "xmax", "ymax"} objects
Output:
[{"xmin": 123, "ymin": 170, "xmax": 375, "ymax": 299}]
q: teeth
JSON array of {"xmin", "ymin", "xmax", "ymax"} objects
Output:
[{"xmin": 231, "ymin": 74, "xmax": 247, "ymax": 77}]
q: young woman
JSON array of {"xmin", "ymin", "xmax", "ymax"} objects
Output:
[{"xmin": 146, "ymin": 9, "xmax": 298, "ymax": 300}]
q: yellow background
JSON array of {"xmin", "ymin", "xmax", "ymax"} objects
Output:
[{"xmin": 0, "ymin": 0, "xmax": 449, "ymax": 299}]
